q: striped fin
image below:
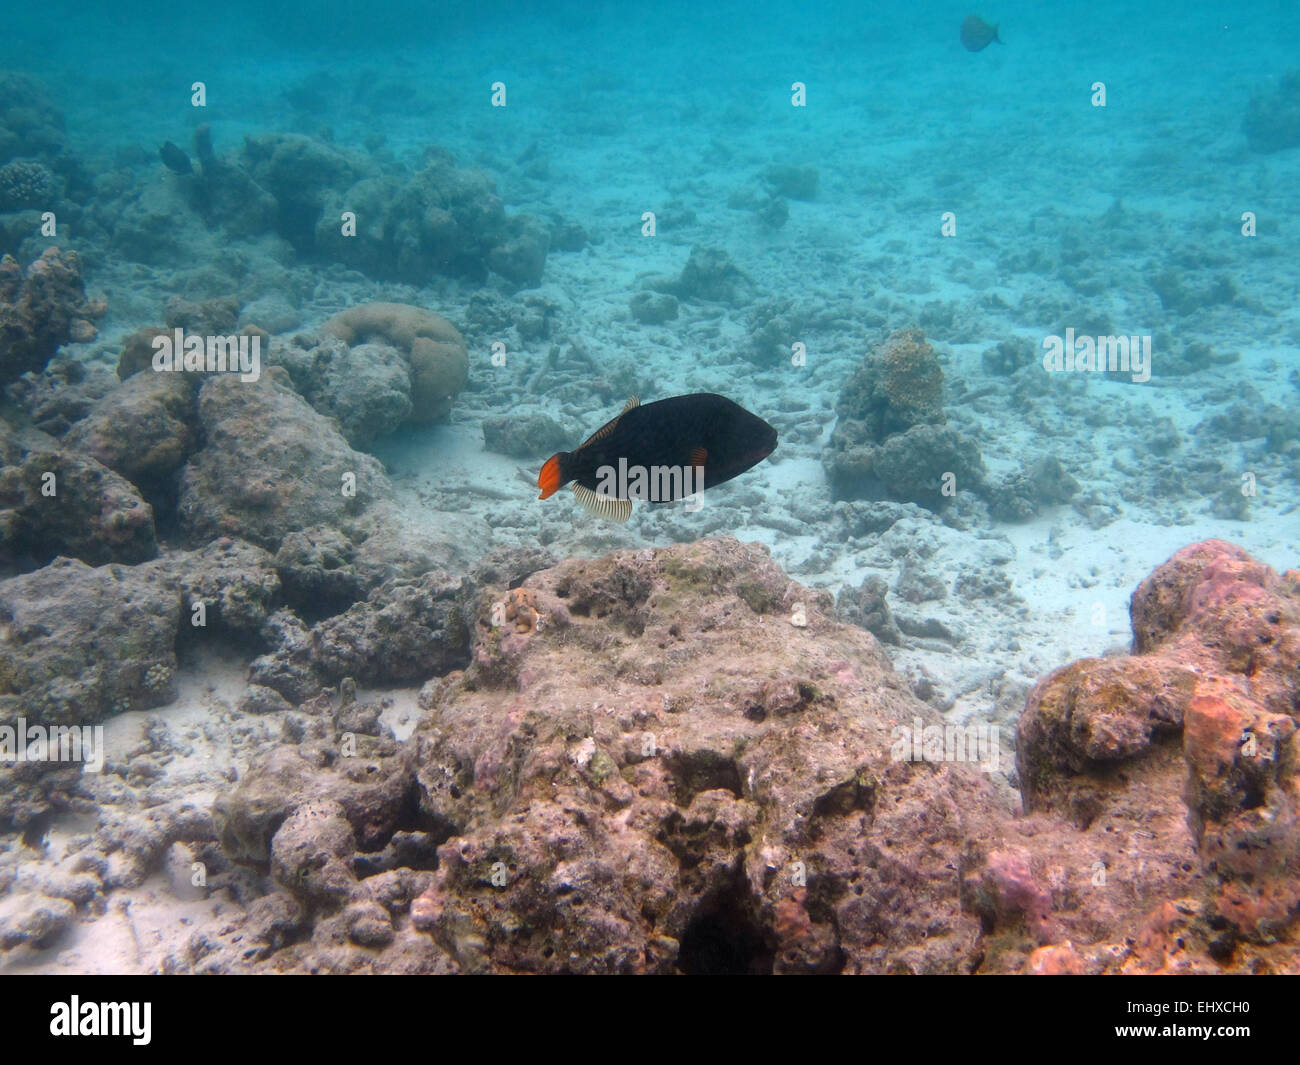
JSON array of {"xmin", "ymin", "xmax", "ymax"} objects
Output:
[
  {"xmin": 572, "ymin": 483, "xmax": 633, "ymax": 523},
  {"xmin": 576, "ymin": 396, "xmax": 640, "ymax": 451}
]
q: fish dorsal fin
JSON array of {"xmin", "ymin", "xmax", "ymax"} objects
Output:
[
  {"xmin": 572, "ymin": 483, "xmax": 633, "ymax": 523},
  {"xmin": 576, "ymin": 396, "xmax": 639, "ymax": 451}
]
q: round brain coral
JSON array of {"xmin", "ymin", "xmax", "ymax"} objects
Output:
[{"xmin": 323, "ymin": 301, "xmax": 468, "ymax": 424}]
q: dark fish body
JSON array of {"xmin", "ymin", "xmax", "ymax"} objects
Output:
[
  {"xmin": 159, "ymin": 140, "xmax": 193, "ymax": 174},
  {"xmin": 538, "ymin": 393, "xmax": 777, "ymax": 514},
  {"xmin": 960, "ymin": 14, "xmax": 1002, "ymax": 51}
]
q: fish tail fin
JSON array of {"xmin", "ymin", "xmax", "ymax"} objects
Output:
[
  {"xmin": 538, "ymin": 452, "xmax": 568, "ymax": 499},
  {"xmin": 994, "ymin": 26, "xmax": 1003, "ymax": 44}
]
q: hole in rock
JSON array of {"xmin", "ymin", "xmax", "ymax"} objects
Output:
[{"xmin": 677, "ymin": 871, "xmax": 774, "ymax": 975}]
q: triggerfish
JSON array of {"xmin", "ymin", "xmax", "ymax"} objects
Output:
[
  {"xmin": 159, "ymin": 141, "xmax": 193, "ymax": 174},
  {"xmin": 537, "ymin": 393, "xmax": 778, "ymax": 522}
]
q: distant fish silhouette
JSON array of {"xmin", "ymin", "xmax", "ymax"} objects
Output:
[
  {"xmin": 159, "ymin": 141, "xmax": 193, "ymax": 174},
  {"xmin": 960, "ymin": 14, "xmax": 1002, "ymax": 52}
]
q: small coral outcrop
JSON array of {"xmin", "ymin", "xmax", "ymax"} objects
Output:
[
  {"xmin": 313, "ymin": 149, "xmax": 550, "ymax": 287},
  {"xmin": 824, "ymin": 329, "xmax": 984, "ymax": 505},
  {"xmin": 0, "ymin": 160, "xmax": 56, "ymax": 211},
  {"xmin": 321, "ymin": 302, "xmax": 469, "ymax": 428},
  {"xmin": 0, "ymin": 248, "xmax": 102, "ymax": 384}
]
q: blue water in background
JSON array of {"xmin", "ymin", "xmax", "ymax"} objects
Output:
[
  {"xmin": 7, "ymin": 1, "xmax": 1299, "ymax": 198},
  {"xmin": 2, "ymin": 0, "xmax": 1297, "ymax": 547}
]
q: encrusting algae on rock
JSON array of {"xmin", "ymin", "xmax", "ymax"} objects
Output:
[{"xmin": 147, "ymin": 537, "xmax": 1300, "ymax": 974}]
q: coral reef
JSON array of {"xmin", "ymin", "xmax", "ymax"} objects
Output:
[
  {"xmin": 147, "ymin": 537, "xmax": 282, "ymax": 640},
  {"xmin": 188, "ymin": 538, "xmax": 1019, "ymax": 972},
  {"xmin": 6, "ymin": 358, "xmax": 117, "ymax": 435},
  {"xmin": 99, "ymin": 129, "xmax": 551, "ymax": 286},
  {"xmin": 0, "ymin": 557, "xmax": 179, "ymax": 731},
  {"xmin": 0, "ymin": 159, "xmax": 56, "ymax": 211},
  {"xmin": 0, "ymin": 72, "xmax": 67, "ymax": 165},
  {"xmin": 313, "ymin": 148, "xmax": 550, "ymax": 286},
  {"xmin": 240, "ymin": 133, "xmax": 367, "ymax": 251},
  {"xmin": 62, "ymin": 371, "xmax": 199, "ymax": 509},
  {"xmin": 273, "ymin": 333, "xmax": 414, "ymax": 447},
  {"xmin": 248, "ymin": 570, "xmax": 472, "ymax": 702},
  {"xmin": 2, "ymin": 536, "xmax": 1295, "ymax": 974},
  {"xmin": 0, "ymin": 73, "xmax": 81, "ymax": 252},
  {"xmin": 213, "ymin": 735, "xmax": 415, "ymax": 864},
  {"xmin": 195, "ymin": 540, "xmax": 1300, "ymax": 971},
  {"xmin": 0, "ymin": 536, "xmax": 279, "ymax": 743}
]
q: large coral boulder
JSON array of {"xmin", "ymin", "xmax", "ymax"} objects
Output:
[
  {"xmin": 177, "ymin": 371, "xmax": 391, "ymax": 551},
  {"xmin": 0, "ymin": 421, "xmax": 157, "ymax": 567},
  {"xmin": 411, "ymin": 538, "xmax": 1013, "ymax": 973},
  {"xmin": 62, "ymin": 371, "xmax": 199, "ymax": 506},
  {"xmin": 0, "ymin": 557, "xmax": 179, "ymax": 728}
]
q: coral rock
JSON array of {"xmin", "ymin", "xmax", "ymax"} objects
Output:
[
  {"xmin": 0, "ymin": 248, "xmax": 102, "ymax": 384},
  {"xmin": 322, "ymin": 302, "xmax": 468, "ymax": 426},
  {"xmin": 1016, "ymin": 539, "xmax": 1300, "ymax": 960},
  {"xmin": 825, "ymin": 329, "xmax": 985, "ymax": 505}
]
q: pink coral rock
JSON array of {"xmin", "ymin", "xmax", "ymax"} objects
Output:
[{"xmin": 1016, "ymin": 539, "xmax": 1300, "ymax": 968}]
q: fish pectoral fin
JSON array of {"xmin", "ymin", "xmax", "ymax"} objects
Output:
[
  {"xmin": 689, "ymin": 446, "xmax": 707, "ymax": 471},
  {"xmin": 572, "ymin": 483, "xmax": 633, "ymax": 523}
]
